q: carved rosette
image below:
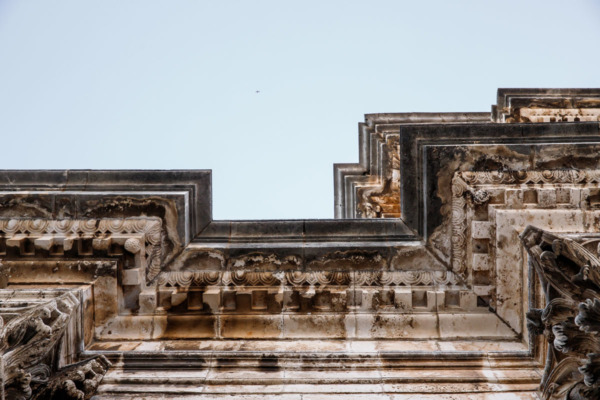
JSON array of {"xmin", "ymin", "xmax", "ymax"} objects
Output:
[{"xmin": 522, "ymin": 226, "xmax": 600, "ymax": 399}]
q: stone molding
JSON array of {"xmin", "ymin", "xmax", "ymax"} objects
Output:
[
  {"xmin": 333, "ymin": 112, "xmax": 490, "ymax": 219},
  {"xmin": 494, "ymin": 88, "xmax": 600, "ymax": 123},
  {"xmin": 452, "ymin": 169, "xmax": 600, "ymax": 294},
  {"xmin": 157, "ymin": 270, "xmax": 459, "ymax": 288},
  {"xmin": 335, "ymin": 88, "xmax": 600, "ymax": 221},
  {"xmin": 3, "ymin": 89, "xmax": 600, "ymax": 398},
  {"xmin": 0, "ymin": 217, "xmax": 163, "ymax": 282},
  {"xmin": 0, "ymin": 169, "xmax": 211, "ymax": 245},
  {"xmin": 399, "ymin": 122, "xmax": 600, "ymax": 239}
]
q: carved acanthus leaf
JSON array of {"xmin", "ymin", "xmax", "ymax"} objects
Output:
[
  {"xmin": 522, "ymin": 226, "xmax": 600, "ymax": 400},
  {"xmin": 1, "ymin": 291, "xmax": 111, "ymax": 399},
  {"xmin": 576, "ymin": 299, "xmax": 600, "ymax": 334},
  {"xmin": 31, "ymin": 355, "xmax": 112, "ymax": 400}
]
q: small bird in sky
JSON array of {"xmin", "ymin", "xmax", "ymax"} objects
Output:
[{"xmin": 255, "ymin": 90, "xmax": 260, "ymax": 94}]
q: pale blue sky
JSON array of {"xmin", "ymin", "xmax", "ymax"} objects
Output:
[{"xmin": 1, "ymin": 1, "xmax": 599, "ymax": 219}]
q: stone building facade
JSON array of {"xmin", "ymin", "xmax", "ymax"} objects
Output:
[{"xmin": 2, "ymin": 89, "xmax": 600, "ymax": 399}]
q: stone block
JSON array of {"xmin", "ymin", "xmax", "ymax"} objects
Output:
[
  {"xmin": 138, "ymin": 290, "xmax": 157, "ymax": 314},
  {"xmin": 504, "ymin": 189, "xmax": 523, "ymax": 208},
  {"xmin": 170, "ymin": 291, "xmax": 188, "ymax": 307},
  {"xmin": 34, "ymin": 235, "xmax": 54, "ymax": 251},
  {"xmin": 471, "ymin": 221, "xmax": 492, "ymax": 239},
  {"xmin": 92, "ymin": 237, "xmax": 111, "ymax": 251},
  {"xmin": 473, "ymin": 285, "xmax": 493, "ymax": 297},
  {"xmin": 284, "ymin": 315, "xmax": 347, "ymax": 339},
  {"xmin": 438, "ymin": 313, "xmax": 517, "ymax": 339},
  {"xmin": 202, "ymin": 288, "xmax": 221, "ymax": 313},
  {"xmin": 283, "ymin": 288, "xmax": 300, "ymax": 311},
  {"xmin": 81, "ymin": 285, "xmax": 95, "ymax": 347},
  {"xmin": 313, "ymin": 290, "xmax": 332, "ymax": 311},
  {"xmin": 329, "ymin": 289, "xmax": 347, "ymax": 311},
  {"xmin": 163, "ymin": 315, "xmax": 217, "ymax": 339},
  {"xmin": 569, "ymin": 188, "xmax": 582, "ymax": 207},
  {"xmin": 459, "ymin": 290, "xmax": 478, "ymax": 310},
  {"xmin": 472, "ymin": 253, "xmax": 491, "ymax": 271},
  {"xmin": 220, "ymin": 315, "xmax": 282, "ymax": 339},
  {"xmin": 426, "ymin": 290, "xmax": 444, "ymax": 311},
  {"xmin": 393, "ymin": 288, "xmax": 412, "ymax": 311},
  {"xmin": 62, "ymin": 237, "xmax": 74, "ymax": 252},
  {"xmin": 355, "ymin": 314, "xmax": 439, "ymax": 339},
  {"xmin": 374, "ymin": 289, "xmax": 395, "ymax": 310},
  {"xmin": 346, "ymin": 288, "xmax": 363, "ymax": 308},
  {"xmin": 251, "ymin": 290, "xmax": 268, "ymax": 311},
  {"xmin": 157, "ymin": 288, "xmax": 174, "ymax": 310},
  {"xmin": 6, "ymin": 234, "xmax": 26, "ymax": 248},
  {"xmin": 187, "ymin": 290, "xmax": 204, "ymax": 310},
  {"xmin": 122, "ymin": 268, "xmax": 142, "ymax": 285},
  {"xmin": 221, "ymin": 290, "xmax": 237, "ymax": 311},
  {"xmin": 537, "ymin": 189, "xmax": 557, "ymax": 207}
]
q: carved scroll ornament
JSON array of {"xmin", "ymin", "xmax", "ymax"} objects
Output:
[
  {"xmin": 522, "ymin": 226, "xmax": 600, "ymax": 399},
  {"xmin": 0, "ymin": 292, "xmax": 111, "ymax": 400}
]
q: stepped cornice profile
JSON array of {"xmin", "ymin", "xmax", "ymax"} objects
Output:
[{"xmin": 2, "ymin": 88, "xmax": 600, "ymax": 399}]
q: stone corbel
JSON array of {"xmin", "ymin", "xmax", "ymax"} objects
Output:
[
  {"xmin": 522, "ymin": 226, "xmax": 600, "ymax": 399},
  {"xmin": 30, "ymin": 355, "xmax": 111, "ymax": 400},
  {"xmin": 0, "ymin": 291, "xmax": 111, "ymax": 400}
]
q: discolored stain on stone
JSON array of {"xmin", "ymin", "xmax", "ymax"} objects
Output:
[
  {"xmin": 168, "ymin": 248, "xmax": 225, "ymax": 271},
  {"xmin": 227, "ymin": 252, "xmax": 301, "ymax": 271},
  {"xmin": 307, "ymin": 250, "xmax": 387, "ymax": 271}
]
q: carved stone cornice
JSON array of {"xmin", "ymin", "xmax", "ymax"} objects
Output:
[
  {"xmin": 447, "ymin": 168, "xmax": 600, "ymax": 338},
  {"xmin": 0, "ymin": 217, "xmax": 164, "ymax": 282},
  {"xmin": 333, "ymin": 112, "xmax": 490, "ymax": 219},
  {"xmin": 3, "ymin": 90, "xmax": 600, "ymax": 398},
  {"xmin": 451, "ymin": 169, "xmax": 600, "ymax": 280},
  {"xmin": 335, "ymin": 89, "xmax": 600, "ymax": 222},
  {"xmin": 494, "ymin": 88, "xmax": 600, "ymax": 123},
  {"xmin": 0, "ymin": 170, "xmax": 211, "ymax": 245}
]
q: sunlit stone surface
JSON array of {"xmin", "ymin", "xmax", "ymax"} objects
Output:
[{"xmin": 2, "ymin": 88, "xmax": 600, "ymax": 399}]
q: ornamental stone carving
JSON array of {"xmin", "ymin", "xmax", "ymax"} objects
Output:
[
  {"xmin": 523, "ymin": 226, "xmax": 600, "ymax": 399},
  {"xmin": 1, "ymin": 89, "xmax": 600, "ymax": 399},
  {"xmin": 0, "ymin": 291, "xmax": 111, "ymax": 399}
]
